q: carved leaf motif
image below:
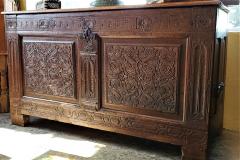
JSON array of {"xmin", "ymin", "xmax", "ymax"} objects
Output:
[
  {"xmin": 105, "ymin": 45, "xmax": 179, "ymax": 113},
  {"xmin": 23, "ymin": 42, "xmax": 75, "ymax": 98}
]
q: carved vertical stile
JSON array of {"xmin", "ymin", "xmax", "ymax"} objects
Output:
[
  {"xmin": 7, "ymin": 35, "xmax": 19, "ymax": 112},
  {"xmin": 185, "ymin": 41, "xmax": 210, "ymax": 158},
  {"xmin": 189, "ymin": 40, "xmax": 211, "ymax": 123},
  {"xmin": 5, "ymin": 15, "xmax": 29, "ymax": 124},
  {"xmin": 187, "ymin": 7, "xmax": 216, "ymax": 124},
  {"xmin": 192, "ymin": 44, "xmax": 207, "ymax": 119},
  {"xmin": 7, "ymin": 35, "xmax": 18, "ymax": 98},
  {"xmin": 80, "ymin": 20, "xmax": 100, "ymax": 110},
  {"xmin": 7, "ymin": 33, "xmax": 29, "ymax": 125}
]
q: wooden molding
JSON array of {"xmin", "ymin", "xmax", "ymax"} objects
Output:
[{"xmin": 221, "ymin": 0, "xmax": 239, "ymax": 5}]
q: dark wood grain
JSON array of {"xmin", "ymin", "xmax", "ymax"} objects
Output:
[
  {"xmin": 22, "ymin": 38, "xmax": 76, "ymax": 102},
  {"xmin": 0, "ymin": 0, "xmax": 9, "ymax": 113},
  {"xmin": 3, "ymin": 1, "xmax": 228, "ymax": 159},
  {"xmin": 0, "ymin": 0, "xmax": 6, "ymax": 53}
]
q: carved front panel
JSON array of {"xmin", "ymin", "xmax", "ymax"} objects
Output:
[
  {"xmin": 103, "ymin": 38, "xmax": 187, "ymax": 117},
  {"xmin": 22, "ymin": 39, "xmax": 76, "ymax": 101}
]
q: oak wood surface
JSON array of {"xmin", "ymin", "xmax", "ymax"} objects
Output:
[
  {"xmin": 4, "ymin": 1, "xmax": 228, "ymax": 159},
  {"xmin": 0, "ymin": 0, "xmax": 9, "ymax": 113}
]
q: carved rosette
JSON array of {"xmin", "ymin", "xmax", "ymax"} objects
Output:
[
  {"xmin": 192, "ymin": 7, "xmax": 215, "ymax": 32},
  {"xmin": 38, "ymin": 19, "xmax": 56, "ymax": 30},
  {"xmin": 5, "ymin": 17, "xmax": 17, "ymax": 31}
]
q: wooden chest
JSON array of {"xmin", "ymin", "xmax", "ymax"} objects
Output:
[{"xmin": 3, "ymin": 1, "xmax": 228, "ymax": 159}]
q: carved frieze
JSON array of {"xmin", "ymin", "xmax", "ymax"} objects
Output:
[
  {"xmin": 20, "ymin": 98, "xmax": 207, "ymax": 148},
  {"xmin": 22, "ymin": 41, "xmax": 75, "ymax": 98},
  {"xmin": 104, "ymin": 44, "xmax": 180, "ymax": 113},
  {"xmin": 7, "ymin": 7, "xmax": 216, "ymax": 34}
]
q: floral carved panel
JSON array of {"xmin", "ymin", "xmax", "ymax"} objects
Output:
[
  {"xmin": 22, "ymin": 41, "xmax": 75, "ymax": 99},
  {"xmin": 103, "ymin": 40, "xmax": 182, "ymax": 114}
]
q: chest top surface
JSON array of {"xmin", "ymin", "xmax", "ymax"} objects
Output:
[{"xmin": 2, "ymin": 0, "xmax": 226, "ymax": 15}]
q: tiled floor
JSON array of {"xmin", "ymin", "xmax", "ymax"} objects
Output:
[{"xmin": 0, "ymin": 113, "xmax": 239, "ymax": 160}]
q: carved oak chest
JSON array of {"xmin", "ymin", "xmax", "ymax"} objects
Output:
[{"xmin": 3, "ymin": 1, "xmax": 228, "ymax": 159}]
